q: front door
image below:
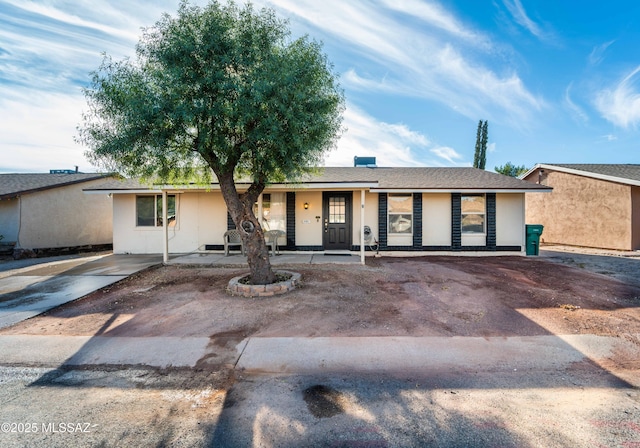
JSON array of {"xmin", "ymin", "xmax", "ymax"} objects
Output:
[{"xmin": 323, "ymin": 192, "xmax": 352, "ymax": 251}]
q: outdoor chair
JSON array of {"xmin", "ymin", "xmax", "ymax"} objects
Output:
[
  {"xmin": 264, "ymin": 230, "xmax": 285, "ymax": 256},
  {"xmin": 223, "ymin": 229, "xmax": 245, "ymax": 256}
]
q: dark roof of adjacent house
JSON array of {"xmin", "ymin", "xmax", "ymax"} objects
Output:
[
  {"xmin": 0, "ymin": 173, "xmax": 115, "ymax": 200},
  {"xmin": 522, "ymin": 164, "xmax": 640, "ymax": 187},
  {"xmin": 85, "ymin": 167, "xmax": 550, "ymax": 192}
]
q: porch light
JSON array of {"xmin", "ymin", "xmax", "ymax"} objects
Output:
[{"xmin": 304, "ymin": 202, "xmax": 309, "ymax": 209}]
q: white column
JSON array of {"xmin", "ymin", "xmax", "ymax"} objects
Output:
[
  {"xmin": 360, "ymin": 189, "xmax": 365, "ymax": 265},
  {"xmin": 162, "ymin": 190, "xmax": 169, "ymax": 264}
]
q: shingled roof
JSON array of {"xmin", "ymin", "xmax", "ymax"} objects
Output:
[
  {"xmin": 0, "ymin": 173, "xmax": 115, "ymax": 200},
  {"xmin": 523, "ymin": 164, "xmax": 640, "ymax": 187},
  {"xmin": 85, "ymin": 167, "xmax": 550, "ymax": 193}
]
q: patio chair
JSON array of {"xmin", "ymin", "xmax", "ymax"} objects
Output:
[
  {"xmin": 264, "ymin": 229, "xmax": 285, "ymax": 256},
  {"xmin": 223, "ymin": 229, "xmax": 245, "ymax": 256}
]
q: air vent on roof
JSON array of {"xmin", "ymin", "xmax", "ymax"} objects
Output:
[{"xmin": 354, "ymin": 156, "xmax": 377, "ymax": 167}]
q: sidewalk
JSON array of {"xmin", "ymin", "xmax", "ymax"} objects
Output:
[{"xmin": 0, "ymin": 333, "xmax": 637, "ymax": 386}]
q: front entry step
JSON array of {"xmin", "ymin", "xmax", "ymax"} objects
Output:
[{"xmin": 323, "ymin": 250, "xmax": 353, "ymax": 256}]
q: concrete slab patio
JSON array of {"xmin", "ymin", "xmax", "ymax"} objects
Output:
[{"xmin": 0, "ymin": 254, "xmax": 161, "ymax": 330}]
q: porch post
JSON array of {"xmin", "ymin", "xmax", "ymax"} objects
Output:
[
  {"xmin": 162, "ymin": 190, "xmax": 169, "ymax": 264},
  {"xmin": 360, "ymin": 189, "xmax": 365, "ymax": 265}
]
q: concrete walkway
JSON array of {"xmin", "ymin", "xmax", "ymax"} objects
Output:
[
  {"xmin": 169, "ymin": 251, "xmax": 362, "ymax": 266},
  {"xmin": 0, "ymin": 254, "xmax": 161, "ymax": 330}
]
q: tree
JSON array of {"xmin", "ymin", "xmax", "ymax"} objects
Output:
[
  {"xmin": 495, "ymin": 162, "xmax": 528, "ymax": 177},
  {"xmin": 77, "ymin": 1, "xmax": 344, "ymax": 285},
  {"xmin": 473, "ymin": 119, "xmax": 488, "ymax": 169}
]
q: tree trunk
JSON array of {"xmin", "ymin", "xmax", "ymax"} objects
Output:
[{"xmin": 217, "ymin": 172, "xmax": 276, "ymax": 285}]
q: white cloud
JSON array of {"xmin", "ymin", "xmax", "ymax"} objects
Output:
[
  {"xmin": 0, "ymin": 92, "xmax": 94, "ymax": 173},
  {"xmin": 268, "ymin": 0, "xmax": 544, "ymax": 125},
  {"xmin": 588, "ymin": 40, "xmax": 615, "ymax": 66},
  {"xmin": 324, "ymin": 105, "xmax": 466, "ymax": 167},
  {"xmin": 430, "ymin": 146, "xmax": 463, "ymax": 164},
  {"xmin": 502, "ymin": 0, "xmax": 552, "ymax": 42},
  {"xmin": 564, "ymin": 83, "xmax": 589, "ymax": 124},
  {"xmin": 594, "ymin": 65, "xmax": 640, "ymax": 128}
]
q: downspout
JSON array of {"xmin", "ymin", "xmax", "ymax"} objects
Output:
[
  {"xmin": 162, "ymin": 190, "xmax": 169, "ymax": 264},
  {"xmin": 360, "ymin": 189, "xmax": 365, "ymax": 265}
]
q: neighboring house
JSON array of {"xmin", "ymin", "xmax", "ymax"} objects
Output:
[
  {"xmin": 86, "ymin": 162, "xmax": 550, "ymax": 258},
  {"xmin": 522, "ymin": 163, "xmax": 640, "ymax": 251},
  {"xmin": 0, "ymin": 172, "xmax": 116, "ymax": 253}
]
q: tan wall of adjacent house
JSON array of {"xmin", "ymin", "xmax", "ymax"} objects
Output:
[
  {"xmin": 632, "ymin": 186, "xmax": 640, "ymax": 250},
  {"xmin": 17, "ymin": 179, "xmax": 113, "ymax": 249},
  {"xmin": 525, "ymin": 170, "xmax": 632, "ymax": 250}
]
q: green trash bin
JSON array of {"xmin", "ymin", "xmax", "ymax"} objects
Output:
[{"xmin": 525, "ymin": 224, "xmax": 544, "ymax": 256}]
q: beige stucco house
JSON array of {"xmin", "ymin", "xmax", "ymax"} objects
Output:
[
  {"xmin": 86, "ymin": 165, "xmax": 550, "ymax": 260},
  {"xmin": 0, "ymin": 172, "xmax": 115, "ymax": 253},
  {"xmin": 522, "ymin": 163, "xmax": 640, "ymax": 251}
]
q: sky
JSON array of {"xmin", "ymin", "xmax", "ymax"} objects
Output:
[{"xmin": 1, "ymin": 0, "xmax": 640, "ymax": 174}]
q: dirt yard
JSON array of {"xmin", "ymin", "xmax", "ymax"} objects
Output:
[
  {"xmin": 4, "ymin": 255, "xmax": 639, "ymax": 344},
  {"xmin": 2, "ymin": 254, "xmax": 639, "ymax": 447}
]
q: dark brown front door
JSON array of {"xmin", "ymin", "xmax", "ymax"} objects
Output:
[{"xmin": 323, "ymin": 192, "xmax": 352, "ymax": 251}]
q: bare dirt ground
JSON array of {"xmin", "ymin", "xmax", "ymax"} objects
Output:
[
  {"xmin": 1, "ymin": 254, "xmax": 639, "ymax": 447},
  {"xmin": 4, "ymin": 255, "xmax": 639, "ymax": 342}
]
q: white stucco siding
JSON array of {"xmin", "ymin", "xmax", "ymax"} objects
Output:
[
  {"xmin": 0, "ymin": 199, "xmax": 20, "ymax": 243},
  {"xmin": 496, "ymin": 193, "xmax": 524, "ymax": 247},
  {"xmin": 18, "ymin": 180, "xmax": 112, "ymax": 249},
  {"xmin": 352, "ymin": 192, "xmax": 378, "ymax": 246},
  {"xmin": 295, "ymin": 191, "xmax": 323, "ymax": 246},
  {"xmin": 422, "ymin": 194, "xmax": 451, "ymax": 246},
  {"xmin": 113, "ymin": 192, "xmax": 228, "ymax": 254}
]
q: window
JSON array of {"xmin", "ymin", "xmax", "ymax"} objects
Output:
[
  {"xmin": 254, "ymin": 193, "xmax": 286, "ymax": 232},
  {"xmin": 388, "ymin": 193, "xmax": 412, "ymax": 234},
  {"xmin": 136, "ymin": 195, "xmax": 176, "ymax": 227},
  {"xmin": 329, "ymin": 197, "xmax": 346, "ymax": 224},
  {"xmin": 461, "ymin": 194, "xmax": 485, "ymax": 233}
]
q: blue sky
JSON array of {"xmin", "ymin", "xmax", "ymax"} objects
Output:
[{"xmin": 1, "ymin": 0, "xmax": 640, "ymax": 173}]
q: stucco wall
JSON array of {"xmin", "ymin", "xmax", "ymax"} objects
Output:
[
  {"xmin": 294, "ymin": 191, "xmax": 323, "ymax": 247},
  {"xmin": 632, "ymin": 186, "xmax": 640, "ymax": 250},
  {"xmin": 0, "ymin": 199, "xmax": 20, "ymax": 243},
  {"xmin": 113, "ymin": 192, "xmax": 227, "ymax": 254},
  {"xmin": 17, "ymin": 179, "xmax": 113, "ymax": 249},
  {"xmin": 423, "ymin": 194, "xmax": 451, "ymax": 246},
  {"xmin": 496, "ymin": 193, "xmax": 524, "ymax": 247},
  {"xmin": 525, "ymin": 169, "xmax": 632, "ymax": 250}
]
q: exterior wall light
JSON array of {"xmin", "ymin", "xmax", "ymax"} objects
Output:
[{"xmin": 304, "ymin": 202, "xmax": 309, "ymax": 209}]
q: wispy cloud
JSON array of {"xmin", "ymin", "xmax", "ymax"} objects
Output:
[
  {"xmin": 594, "ymin": 65, "xmax": 640, "ymax": 128},
  {"xmin": 326, "ymin": 105, "xmax": 461, "ymax": 167},
  {"xmin": 564, "ymin": 83, "xmax": 589, "ymax": 124},
  {"xmin": 588, "ymin": 40, "xmax": 615, "ymax": 66},
  {"xmin": 430, "ymin": 146, "xmax": 464, "ymax": 164},
  {"xmin": 502, "ymin": 0, "xmax": 554, "ymax": 43},
  {"xmin": 267, "ymin": 0, "xmax": 544, "ymax": 126}
]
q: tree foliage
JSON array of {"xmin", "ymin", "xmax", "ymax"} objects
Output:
[
  {"xmin": 473, "ymin": 120, "xmax": 488, "ymax": 170},
  {"xmin": 495, "ymin": 162, "xmax": 528, "ymax": 177},
  {"xmin": 77, "ymin": 0, "xmax": 345, "ymax": 284}
]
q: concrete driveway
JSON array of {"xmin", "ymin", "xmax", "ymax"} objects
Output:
[{"xmin": 0, "ymin": 254, "xmax": 161, "ymax": 329}]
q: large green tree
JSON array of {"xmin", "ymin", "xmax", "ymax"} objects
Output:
[
  {"xmin": 473, "ymin": 119, "xmax": 488, "ymax": 169},
  {"xmin": 495, "ymin": 162, "xmax": 528, "ymax": 177},
  {"xmin": 77, "ymin": 1, "xmax": 344, "ymax": 284}
]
